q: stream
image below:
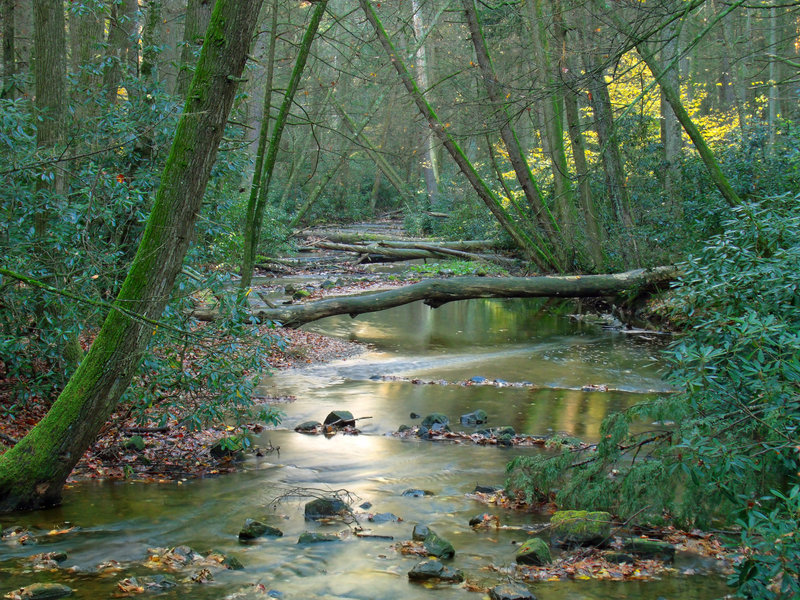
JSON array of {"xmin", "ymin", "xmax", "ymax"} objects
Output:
[{"xmin": 0, "ymin": 298, "xmax": 731, "ymax": 599}]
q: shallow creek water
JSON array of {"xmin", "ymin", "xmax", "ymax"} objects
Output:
[{"xmin": 1, "ymin": 299, "xmax": 730, "ymax": 599}]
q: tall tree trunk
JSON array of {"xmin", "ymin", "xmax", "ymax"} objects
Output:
[
  {"xmin": 659, "ymin": 19, "xmax": 683, "ymax": 204},
  {"xmin": 1, "ymin": 0, "xmax": 15, "ymax": 99},
  {"xmin": 461, "ymin": 0, "xmax": 562, "ymax": 269},
  {"xmin": 69, "ymin": 0, "xmax": 104, "ymax": 121},
  {"xmin": 160, "ymin": 0, "xmax": 185, "ymax": 92},
  {"xmin": 361, "ymin": 0, "xmax": 552, "ymax": 270},
  {"xmin": 0, "ymin": 0, "xmax": 264, "ymax": 514},
  {"xmin": 140, "ymin": 0, "xmax": 163, "ymax": 88},
  {"xmin": 33, "ymin": 0, "xmax": 66, "ymax": 213},
  {"xmin": 240, "ymin": 0, "xmax": 328, "ymax": 292},
  {"xmin": 766, "ymin": 1, "xmax": 778, "ymax": 154},
  {"xmin": 555, "ymin": 1, "xmax": 604, "ymax": 268},
  {"xmin": 175, "ymin": 0, "xmax": 213, "ymax": 97},
  {"xmin": 410, "ymin": 0, "xmax": 440, "ymax": 205},
  {"xmin": 526, "ymin": 0, "xmax": 577, "ymax": 237},
  {"xmin": 12, "ymin": 0, "xmax": 32, "ymax": 98},
  {"xmin": 103, "ymin": 0, "xmax": 138, "ymax": 104},
  {"xmin": 583, "ymin": 50, "xmax": 638, "ymax": 265}
]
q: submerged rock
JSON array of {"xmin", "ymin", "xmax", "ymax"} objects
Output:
[
  {"xmin": 402, "ymin": 489, "xmax": 434, "ymax": 498},
  {"xmin": 515, "ymin": 537, "xmax": 552, "ymax": 565},
  {"xmin": 460, "ymin": 410, "xmax": 488, "ymax": 426},
  {"xmin": 407, "ymin": 559, "xmax": 464, "ymax": 583},
  {"xmin": 297, "ymin": 532, "xmax": 339, "ymax": 544},
  {"xmin": 304, "ymin": 497, "xmax": 350, "ymax": 520},
  {"xmin": 423, "ymin": 530, "xmax": 455, "ymax": 559},
  {"xmin": 488, "ymin": 582, "xmax": 537, "ymax": 600},
  {"xmin": 409, "ymin": 412, "xmax": 421, "ymax": 419},
  {"xmin": 368, "ymin": 512, "xmax": 400, "ymax": 523},
  {"xmin": 323, "ymin": 410, "xmax": 355, "ymax": 428},
  {"xmin": 420, "ymin": 413, "xmax": 448, "ymax": 428},
  {"xmin": 238, "ymin": 519, "xmax": 283, "ymax": 540},
  {"xmin": 550, "ymin": 510, "xmax": 612, "ymax": 548},
  {"xmin": 12, "ymin": 583, "xmax": 74, "ymax": 599}
]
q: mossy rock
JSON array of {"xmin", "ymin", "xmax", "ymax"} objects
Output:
[
  {"xmin": 423, "ymin": 530, "xmax": 455, "ymax": 559},
  {"xmin": 621, "ymin": 538, "xmax": 676, "ymax": 562},
  {"xmin": 238, "ymin": 518, "xmax": 283, "ymax": 540},
  {"xmin": 550, "ymin": 510, "xmax": 612, "ymax": 548},
  {"xmin": 122, "ymin": 435, "xmax": 145, "ymax": 452},
  {"xmin": 515, "ymin": 537, "xmax": 552, "ymax": 565},
  {"xmin": 407, "ymin": 559, "xmax": 463, "ymax": 583},
  {"xmin": 323, "ymin": 410, "xmax": 355, "ymax": 427},
  {"xmin": 421, "ymin": 413, "xmax": 449, "ymax": 428},
  {"xmin": 13, "ymin": 583, "xmax": 73, "ymax": 599},
  {"xmin": 460, "ymin": 409, "xmax": 488, "ymax": 426},
  {"xmin": 294, "ymin": 420, "xmax": 321, "ymax": 433}
]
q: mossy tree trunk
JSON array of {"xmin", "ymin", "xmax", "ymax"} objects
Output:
[
  {"xmin": 0, "ymin": 0, "xmax": 264, "ymax": 513},
  {"xmin": 1, "ymin": 0, "xmax": 15, "ymax": 99}
]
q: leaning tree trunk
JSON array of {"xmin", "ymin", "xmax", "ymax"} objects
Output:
[
  {"xmin": 360, "ymin": 0, "xmax": 549, "ymax": 269},
  {"xmin": 0, "ymin": 0, "xmax": 264, "ymax": 513},
  {"xmin": 240, "ymin": 0, "xmax": 328, "ymax": 293}
]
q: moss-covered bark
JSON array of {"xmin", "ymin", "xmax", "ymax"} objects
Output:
[{"xmin": 0, "ymin": 0, "xmax": 264, "ymax": 513}]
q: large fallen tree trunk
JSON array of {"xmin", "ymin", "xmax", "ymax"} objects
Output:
[
  {"xmin": 308, "ymin": 240, "xmax": 516, "ymax": 267},
  {"xmin": 196, "ymin": 267, "xmax": 676, "ymax": 328}
]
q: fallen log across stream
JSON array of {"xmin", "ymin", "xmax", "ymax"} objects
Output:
[{"xmin": 194, "ymin": 266, "xmax": 677, "ymax": 328}]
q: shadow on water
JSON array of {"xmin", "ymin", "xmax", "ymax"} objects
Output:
[{"xmin": 1, "ymin": 298, "xmax": 731, "ymax": 599}]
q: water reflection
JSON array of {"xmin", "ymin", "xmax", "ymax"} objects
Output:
[{"xmin": 1, "ymin": 298, "xmax": 729, "ymax": 600}]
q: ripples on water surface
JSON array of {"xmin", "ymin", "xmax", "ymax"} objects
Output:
[{"xmin": 0, "ymin": 299, "xmax": 730, "ymax": 599}]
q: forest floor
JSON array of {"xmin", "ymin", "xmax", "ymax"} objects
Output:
[{"xmin": 0, "ymin": 325, "xmax": 368, "ymax": 485}]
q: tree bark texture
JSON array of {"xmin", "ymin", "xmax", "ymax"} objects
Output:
[
  {"xmin": 0, "ymin": 0, "xmax": 264, "ymax": 513},
  {"xmin": 210, "ymin": 267, "xmax": 677, "ymax": 328},
  {"xmin": 1, "ymin": 0, "xmax": 15, "ymax": 98},
  {"xmin": 175, "ymin": 0, "xmax": 213, "ymax": 98}
]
